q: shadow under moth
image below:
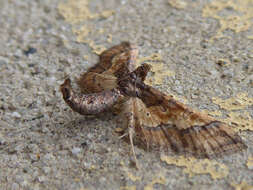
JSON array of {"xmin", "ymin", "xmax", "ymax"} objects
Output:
[{"xmin": 60, "ymin": 42, "xmax": 247, "ymax": 166}]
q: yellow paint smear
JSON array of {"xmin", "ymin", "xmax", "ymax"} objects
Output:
[
  {"xmin": 168, "ymin": 0, "xmax": 187, "ymax": 9},
  {"xmin": 101, "ymin": 10, "xmax": 115, "ymax": 18},
  {"xmin": 58, "ymin": 0, "xmax": 113, "ymax": 55},
  {"xmin": 58, "ymin": 0, "xmax": 114, "ymax": 24},
  {"xmin": 84, "ymin": 39, "xmax": 107, "ymax": 55},
  {"xmin": 71, "ymin": 26, "xmax": 106, "ymax": 54},
  {"xmin": 247, "ymin": 157, "xmax": 253, "ymax": 170},
  {"xmin": 120, "ymin": 186, "xmax": 136, "ymax": 190},
  {"xmin": 202, "ymin": 0, "xmax": 253, "ymax": 41},
  {"xmin": 231, "ymin": 181, "xmax": 253, "ymax": 190},
  {"xmin": 212, "ymin": 93, "xmax": 253, "ymax": 131},
  {"xmin": 247, "ymin": 36, "xmax": 253, "ymax": 40},
  {"xmin": 137, "ymin": 53, "xmax": 163, "ymax": 64},
  {"xmin": 203, "ymin": 109, "xmax": 223, "ymax": 117},
  {"xmin": 58, "ymin": 0, "xmax": 98, "ymax": 24},
  {"xmin": 144, "ymin": 175, "xmax": 166, "ymax": 190},
  {"xmin": 212, "ymin": 93, "xmax": 253, "ymax": 111},
  {"xmin": 73, "ymin": 26, "xmax": 90, "ymax": 43},
  {"xmin": 161, "ymin": 155, "xmax": 228, "ymax": 180},
  {"xmin": 222, "ymin": 111, "xmax": 253, "ymax": 132},
  {"xmin": 138, "ymin": 53, "xmax": 174, "ymax": 85}
]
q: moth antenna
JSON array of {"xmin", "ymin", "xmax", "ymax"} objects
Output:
[{"xmin": 129, "ymin": 127, "xmax": 140, "ymax": 169}]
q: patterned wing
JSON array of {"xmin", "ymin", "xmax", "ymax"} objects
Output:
[
  {"xmin": 78, "ymin": 42, "xmax": 138, "ymax": 93},
  {"xmin": 121, "ymin": 86, "xmax": 247, "ymax": 158}
]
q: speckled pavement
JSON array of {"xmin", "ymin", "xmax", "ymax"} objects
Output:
[{"xmin": 0, "ymin": 0, "xmax": 252, "ymax": 190}]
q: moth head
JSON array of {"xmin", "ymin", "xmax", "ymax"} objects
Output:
[
  {"xmin": 134, "ymin": 63, "xmax": 151, "ymax": 81},
  {"xmin": 118, "ymin": 64, "xmax": 151, "ymax": 98}
]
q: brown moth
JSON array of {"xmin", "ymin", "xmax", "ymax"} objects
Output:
[{"xmin": 60, "ymin": 42, "xmax": 247, "ymax": 166}]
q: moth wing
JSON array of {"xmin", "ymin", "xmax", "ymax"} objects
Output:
[
  {"xmin": 123, "ymin": 87, "xmax": 247, "ymax": 158},
  {"xmin": 77, "ymin": 72, "xmax": 118, "ymax": 94},
  {"xmin": 78, "ymin": 42, "xmax": 138, "ymax": 93}
]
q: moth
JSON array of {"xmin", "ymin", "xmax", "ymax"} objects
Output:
[{"xmin": 60, "ymin": 42, "xmax": 247, "ymax": 165}]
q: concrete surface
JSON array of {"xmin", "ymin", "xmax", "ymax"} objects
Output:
[{"xmin": 0, "ymin": 0, "xmax": 252, "ymax": 190}]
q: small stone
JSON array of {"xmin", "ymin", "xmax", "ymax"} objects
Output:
[
  {"xmin": 23, "ymin": 47, "xmax": 37, "ymax": 56},
  {"xmin": 11, "ymin": 183, "xmax": 19, "ymax": 190},
  {"xmin": 71, "ymin": 147, "xmax": 81, "ymax": 155},
  {"xmin": 216, "ymin": 59, "xmax": 230, "ymax": 67},
  {"xmin": 14, "ymin": 49, "xmax": 23, "ymax": 57},
  {"xmin": 175, "ymin": 80, "xmax": 180, "ymax": 85},
  {"xmin": 29, "ymin": 154, "xmax": 38, "ymax": 161},
  {"xmin": 43, "ymin": 153, "xmax": 55, "ymax": 161},
  {"xmin": 191, "ymin": 93, "xmax": 198, "ymax": 99},
  {"xmin": 14, "ymin": 144, "xmax": 24, "ymax": 152},
  {"xmin": 174, "ymin": 86, "xmax": 183, "ymax": 94},
  {"xmin": 232, "ymin": 56, "xmax": 240, "ymax": 62},
  {"xmin": 12, "ymin": 112, "xmax": 21, "ymax": 118},
  {"xmin": 38, "ymin": 176, "xmax": 46, "ymax": 182},
  {"xmin": 42, "ymin": 166, "xmax": 51, "ymax": 174},
  {"xmin": 0, "ymin": 58, "xmax": 7, "ymax": 68},
  {"xmin": 15, "ymin": 175, "xmax": 24, "ymax": 184}
]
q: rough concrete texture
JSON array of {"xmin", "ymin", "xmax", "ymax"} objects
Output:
[{"xmin": 0, "ymin": 0, "xmax": 253, "ymax": 190}]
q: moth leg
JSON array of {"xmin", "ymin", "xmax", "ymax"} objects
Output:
[
  {"xmin": 129, "ymin": 126, "xmax": 140, "ymax": 169},
  {"xmin": 60, "ymin": 78, "xmax": 123, "ymax": 115},
  {"xmin": 126, "ymin": 110, "xmax": 140, "ymax": 168},
  {"xmin": 118, "ymin": 132, "xmax": 128, "ymax": 139}
]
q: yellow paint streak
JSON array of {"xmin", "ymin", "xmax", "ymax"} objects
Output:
[
  {"xmin": 58, "ymin": 0, "xmax": 98, "ymax": 24},
  {"xmin": 247, "ymin": 36, "xmax": 253, "ymax": 40},
  {"xmin": 72, "ymin": 26, "xmax": 106, "ymax": 54},
  {"xmin": 168, "ymin": 0, "xmax": 187, "ymax": 9},
  {"xmin": 144, "ymin": 175, "xmax": 166, "ymax": 190},
  {"xmin": 202, "ymin": 0, "xmax": 253, "ymax": 41},
  {"xmin": 212, "ymin": 93, "xmax": 253, "ymax": 131},
  {"xmin": 85, "ymin": 39, "xmax": 107, "ymax": 55},
  {"xmin": 206, "ymin": 109, "xmax": 223, "ymax": 117},
  {"xmin": 138, "ymin": 53, "xmax": 174, "ymax": 85},
  {"xmin": 101, "ymin": 10, "xmax": 115, "ymax": 18},
  {"xmin": 120, "ymin": 186, "xmax": 136, "ymax": 190},
  {"xmin": 58, "ymin": 0, "xmax": 113, "ymax": 55},
  {"xmin": 247, "ymin": 157, "xmax": 253, "ymax": 170},
  {"xmin": 58, "ymin": 0, "xmax": 114, "ymax": 24},
  {"xmin": 161, "ymin": 155, "xmax": 228, "ymax": 180},
  {"xmin": 222, "ymin": 111, "xmax": 253, "ymax": 132},
  {"xmin": 73, "ymin": 26, "xmax": 90, "ymax": 43},
  {"xmin": 137, "ymin": 53, "xmax": 163, "ymax": 64},
  {"xmin": 212, "ymin": 93, "xmax": 253, "ymax": 111},
  {"xmin": 231, "ymin": 181, "xmax": 253, "ymax": 190},
  {"xmin": 83, "ymin": 55, "xmax": 89, "ymax": 60}
]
